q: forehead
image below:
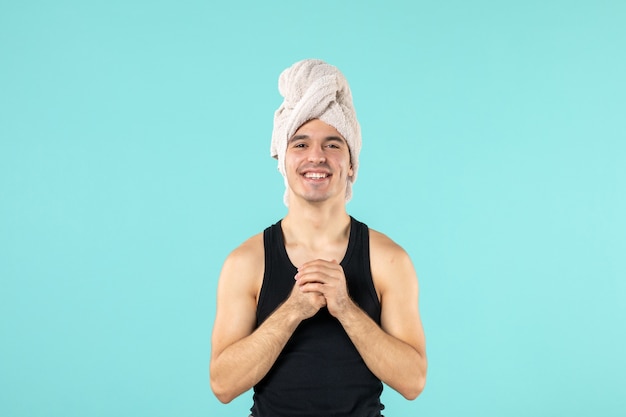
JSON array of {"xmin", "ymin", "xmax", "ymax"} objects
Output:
[{"xmin": 290, "ymin": 119, "xmax": 346, "ymax": 142}]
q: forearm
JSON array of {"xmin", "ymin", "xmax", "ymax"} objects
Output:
[
  {"xmin": 338, "ymin": 304, "xmax": 427, "ymax": 400},
  {"xmin": 210, "ymin": 303, "xmax": 301, "ymax": 403}
]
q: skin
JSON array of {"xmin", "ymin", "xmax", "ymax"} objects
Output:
[{"xmin": 210, "ymin": 119, "xmax": 427, "ymax": 404}]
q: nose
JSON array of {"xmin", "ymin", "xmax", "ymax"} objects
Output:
[{"xmin": 307, "ymin": 146, "xmax": 326, "ymax": 163}]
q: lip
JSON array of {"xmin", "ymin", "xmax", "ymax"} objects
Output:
[
  {"xmin": 301, "ymin": 171, "xmax": 332, "ymax": 180},
  {"xmin": 298, "ymin": 165, "xmax": 331, "ymax": 175}
]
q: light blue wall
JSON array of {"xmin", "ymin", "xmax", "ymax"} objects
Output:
[{"xmin": 1, "ymin": 1, "xmax": 625, "ymax": 416}]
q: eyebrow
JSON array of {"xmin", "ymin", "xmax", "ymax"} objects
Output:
[{"xmin": 288, "ymin": 135, "xmax": 346, "ymax": 144}]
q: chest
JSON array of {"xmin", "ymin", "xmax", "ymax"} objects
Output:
[{"xmin": 284, "ymin": 240, "xmax": 349, "ymax": 268}]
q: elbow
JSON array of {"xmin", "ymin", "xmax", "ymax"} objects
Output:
[
  {"xmin": 398, "ymin": 368, "xmax": 426, "ymax": 401},
  {"xmin": 214, "ymin": 391, "xmax": 236, "ymax": 404},
  {"xmin": 401, "ymin": 375, "xmax": 426, "ymax": 400},
  {"xmin": 210, "ymin": 377, "xmax": 237, "ymax": 404},
  {"xmin": 401, "ymin": 352, "xmax": 427, "ymax": 400},
  {"xmin": 209, "ymin": 366, "xmax": 238, "ymax": 404}
]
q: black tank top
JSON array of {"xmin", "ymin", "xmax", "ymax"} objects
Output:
[{"xmin": 251, "ymin": 217, "xmax": 384, "ymax": 417}]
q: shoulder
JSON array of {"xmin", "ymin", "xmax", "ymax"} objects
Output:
[
  {"xmin": 368, "ymin": 228, "xmax": 413, "ymax": 267},
  {"xmin": 225, "ymin": 232, "xmax": 264, "ymax": 267},
  {"xmin": 368, "ymin": 228, "xmax": 418, "ymax": 294},
  {"xmin": 218, "ymin": 232, "xmax": 265, "ymax": 299}
]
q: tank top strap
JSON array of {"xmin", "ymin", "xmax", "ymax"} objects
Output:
[{"xmin": 344, "ymin": 216, "xmax": 381, "ymax": 324}]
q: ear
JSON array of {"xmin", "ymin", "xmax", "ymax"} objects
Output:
[{"xmin": 348, "ymin": 164, "xmax": 354, "ymax": 178}]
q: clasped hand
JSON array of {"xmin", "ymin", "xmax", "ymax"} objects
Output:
[{"xmin": 288, "ymin": 259, "xmax": 353, "ymax": 320}]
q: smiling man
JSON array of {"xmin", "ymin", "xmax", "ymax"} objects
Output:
[{"xmin": 210, "ymin": 59, "xmax": 427, "ymax": 417}]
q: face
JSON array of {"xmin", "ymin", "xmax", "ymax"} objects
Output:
[{"xmin": 284, "ymin": 119, "xmax": 354, "ymax": 205}]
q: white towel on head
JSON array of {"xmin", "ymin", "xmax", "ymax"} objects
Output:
[{"xmin": 270, "ymin": 59, "xmax": 361, "ymax": 205}]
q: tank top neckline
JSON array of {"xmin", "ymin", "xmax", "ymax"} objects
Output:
[{"xmin": 274, "ymin": 216, "xmax": 359, "ymax": 272}]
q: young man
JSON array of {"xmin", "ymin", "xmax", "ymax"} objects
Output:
[{"xmin": 210, "ymin": 59, "xmax": 427, "ymax": 417}]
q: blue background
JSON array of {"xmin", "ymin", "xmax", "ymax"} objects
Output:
[{"xmin": 1, "ymin": 1, "xmax": 625, "ymax": 416}]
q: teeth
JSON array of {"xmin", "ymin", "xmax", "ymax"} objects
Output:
[{"xmin": 305, "ymin": 173, "xmax": 328, "ymax": 179}]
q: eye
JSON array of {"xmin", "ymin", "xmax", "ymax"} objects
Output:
[{"xmin": 326, "ymin": 143, "xmax": 341, "ymax": 149}]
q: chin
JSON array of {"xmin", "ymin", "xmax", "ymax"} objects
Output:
[
  {"xmin": 303, "ymin": 191, "xmax": 345, "ymax": 204},
  {"xmin": 302, "ymin": 195, "xmax": 330, "ymax": 203}
]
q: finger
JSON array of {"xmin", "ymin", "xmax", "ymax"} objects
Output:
[
  {"xmin": 299, "ymin": 282, "xmax": 326, "ymax": 294},
  {"xmin": 298, "ymin": 262, "xmax": 341, "ymax": 277},
  {"xmin": 298, "ymin": 267, "xmax": 345, "ymax": 285},
  {"xmin": 296, "ymin": 273, "xmax": 330, "ymax": 287},
  {"xmin": 298, "ymin": 258, "xmax": 336, "ymax": 270}
]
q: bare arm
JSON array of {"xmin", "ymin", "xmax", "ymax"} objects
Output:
[
  {"xmin": 295, "ymin": 231, "xmax": 427, "ymax": 399},
  {"xmin": 209, "ymin": 235, "xmax": 326, "ymax": 403}
]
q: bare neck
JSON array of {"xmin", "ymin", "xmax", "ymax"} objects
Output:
[{"xmin": 282, "ymin": 199, "xmax": 351, "ymax": 250}]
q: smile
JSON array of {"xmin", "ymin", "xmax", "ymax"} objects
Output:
[{"xmin": 303, "ymin": 172, "xmax": 329, "ymax": 179}]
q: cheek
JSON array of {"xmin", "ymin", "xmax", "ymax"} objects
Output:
[
  {"xmin": 284, "ymin": 155, "xmax": 303, "ymax": 178},
  {"xmin": 283, "ymin": 153, "xmax": 298, "ymax": 169},
  {"xmin": 340, "ymin": 155, "xmax": 353, "ymax": 176}
]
